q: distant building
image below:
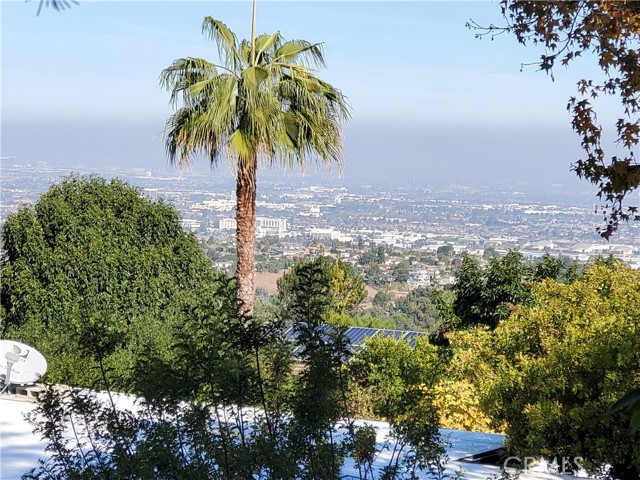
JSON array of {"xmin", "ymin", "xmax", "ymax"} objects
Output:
[
  {"xmin": 218, "ymin": 217, "xmax": 288, "ymax": 238},
  {"xmin": 610, "ymin": 244, "xmax": 634, "ymax": 256},
  {"xmin": 408, "ymin": 266, "xmax": 440, "ymax": 288},
  {"xmin": 201, "ymin": 199, "xmax": 235, "ymax": 212},
  {"xmin": 181, "ymin": 219, "xmax": 201, "ymax": 232},
  {"xmin": 528, "ymin": 240, "xmax": 556, "ymax": 251},
  {"xmin": 256, "ymin": 217, "xmax": 288, "ymax": 238},
  {"xmin": 438, "ymin": 275, "xmax": 455, "ymax": 286},
  {"xmin": 309, "ymin": 228, "xmax": 351, "ymax": 242},
  {"xmin": 218, "ymin": 218, "xmax": 237, "ymax": 230},
  {"xmin": 306, "ymin": 205, "xmax": 321, "ymax": 217}
]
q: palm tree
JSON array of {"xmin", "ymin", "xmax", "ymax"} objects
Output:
[{"xmin": 161, "ymin": 11, "xmax": 349, "ymax": 314}]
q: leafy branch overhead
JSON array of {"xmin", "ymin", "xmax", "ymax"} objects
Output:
[{"xmin": 470, "ymin": 0, "xmax": 640, "ymax": 238}]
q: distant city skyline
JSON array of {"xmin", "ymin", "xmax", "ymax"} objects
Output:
[
  {"xmin": 3, "ymin": 161, "xmax": 638, "ymax": 251},
  {"xmin": 0, "ymin": 1, "xmax": 618, "ymax": 188}
]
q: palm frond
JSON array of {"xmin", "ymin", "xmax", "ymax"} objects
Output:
[
  {"xmin": 240, "ymin": 40, "xmax": 253, "ymax": 64},
  {"xmin": 165, "ymin": 107, "xmax": 224, "ymax": 167},
  {"xmin": 35, "ymin": 0, "xmax": 79, "ymax": 16},
  {"xmin": 275, "ymin": 40, "xmax": 326, "ymax": 68},
  {"xmin": 202, "ymin": 17, "xmax": 241, "ymax": 70},
  {"xmin": 228, "ymin": 130, "xmax": 256, "ymax": 166},
  {"xmin": 274, "ymin": 41, "xmax": 313, "ymax": 64},
  {"xmin": 160, "ymin": 57, "xmax": 218, "ymax": 107},
  {"xmin": 254, "ymin": 32, "xmax": 280, "ymax": 62},
  {"xmin": 199, "ymin": 75, "xmax": 239, "ymax": 133},
  {"xmin": 162, "ymin": 16, "xmax": 349, "ymax": 171},
  {"xmin": 242, "ymin": 66, "xmax": 269, "ymax": 91}
]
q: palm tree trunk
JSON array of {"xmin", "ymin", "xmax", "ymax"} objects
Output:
[{"xmin": 236, "ymin": 160, "xmax": 257, "ymax": 314}]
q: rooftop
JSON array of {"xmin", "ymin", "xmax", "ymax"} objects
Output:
[{"xmin": 0, "ymin": 394, "xmax": 587, "ymax": 480}]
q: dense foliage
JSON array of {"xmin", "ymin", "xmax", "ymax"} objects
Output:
[
  {"xmin": 24, "ymin": 283, "xmax": 446, "ymax": 480},
  {"xmin": 452, "ymin": 251, "xmax": 532, "ymax": 329},
  {"xmin": 0, "ymin": 176, "xmax": 235, "ymax": 389},
  {"xmin": 461, "ymin": 261, "xmax": 640, "ymax": 479},
  {"xmin": 451, "ymin": 251, "xmax": 578, "ymax": 329},
  {"xmin": 349, "ymin": 337, "xmax": 446, "ymax": 478},
  {"xmin": 277, "ymin": 256, "xmax": 366, "ymax": 326},
  {"xmin": 7, "ymin": 178, "xmax": 640, "ymax": 479},
  {"xmin": 10, "ymin": 187, "xmax": 446, "ymax": 479}
]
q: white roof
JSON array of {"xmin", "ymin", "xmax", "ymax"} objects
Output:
[{"xmin": 0, "ymin": 396, "xmax": 589, "ymax": 480}]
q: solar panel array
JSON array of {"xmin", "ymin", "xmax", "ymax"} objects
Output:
[{"xmin": 284, "ymin": 325, "xmax": 425, "ymax": 357}]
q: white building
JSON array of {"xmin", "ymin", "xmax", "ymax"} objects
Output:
[
  {"xmin": 218, "ymin": 218, "xmax": 237, "ymax": 230},
  {"xmin": 201, "ymin": 199, "xmax": 235, "ymax": 212},
  {"xmin": 408, "ymin": 266, "xmax": 440, "ymax": 288},
  {"xmin": 256, "ymin": 217, "xmax": 288, "ymax": 238},
  {"xmin": 309, "ymin": 228, "xmax": 352, "ymax": 243},
  {"xmin": 181, "ymin": 219, "xmax": 201, "ymax": 232},
  {"xmin": 218, "ymin": 217, "xmax": 288, "ymax": 238}
]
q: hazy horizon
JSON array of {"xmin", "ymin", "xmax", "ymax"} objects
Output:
[
  {"xmin": 2, "ymin": 117, "xmax": 587, "ymax": 188},
  {"xmin": 1, "ymin": 1, "xmax": 617, "ymax": 193}
]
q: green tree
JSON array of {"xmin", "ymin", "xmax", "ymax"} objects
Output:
[
  {"xmin": 531, "ymin": 253, "xmax": 583, "ymax": 284},
  {"xmin": 468, "ymin": 261, "xmax": 640, "ymax": 479},
  {"xmin": 451, "ymin": 253, "xmax": 485, "ymax": 328},
  {"xmin": 531, "ymin": 252, "xmax": 564, "ymax": 282},
  {"xmin": 289, "ymin": 318, "xmax": 349, "ymax": 479},
  {"xmin": 453, "ymin": 250, "xmax": 531, "ymax": 329},
  {"xmin": 475, "ymin": 1, "xmax": 640, "ymax": 237},
  {"xmin": 394, "ymin": 287, "xmax": 441, "ymax": 331},
  {"xmin": 256, "ymin": 235, "xmax": 281, "ymax": 252},
  {"xmin": 358, "ymin": 248, "xmax": 378, "ymax": 267},
  {"xmin": 277, "ymin": 256, "xmax": 366, "ymax": 324},
  {"xmin": 392, "ymin": 260, "xmax": 411, "ymax": 284},
  {"xmin": 482, "ymin": 246, "xmax": 498, "ymax": 261},
  {"xmin": 349, "ymin": 336, "xmax": 444, "ymax": 477},
  {"xmin": 372, "ymin": 290, "xmax": 394, "ymax": 309},
  {"xmin": 436, "ymin": 245, "xmax": 454, "ymax": 260},
  {"xmin": 483, "ymin": 250, "xmax": 531, "ymax": 326},
  {"xmin": 364, "ymin": 264, "xmax": 384, "ymax": 287},
  {"xmin": 0, "ymin": 175, "xmax": 234, "ymax": 389},
  {"xmin": 161, "ymin": 12, "xmax": 349, "ymax": 313}
]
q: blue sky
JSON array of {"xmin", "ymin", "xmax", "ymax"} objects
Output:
[{"xmin": 0, "ymin": 1, "xmax": 614, "ymax": 186}]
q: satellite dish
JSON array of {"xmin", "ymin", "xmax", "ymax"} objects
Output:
[{"xmin": 0, "ymin": 340, "xmax": 47, "ymax": 392}]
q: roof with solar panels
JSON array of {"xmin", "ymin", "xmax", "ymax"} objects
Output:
[{"xmin": 284, "ymin": 325, "xmax": 425, "ymax": 357}]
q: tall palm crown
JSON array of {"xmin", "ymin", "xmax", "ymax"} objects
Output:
[{"xmin": 161, "ymin": 17, "xmax": 349, "ymax": 313}]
